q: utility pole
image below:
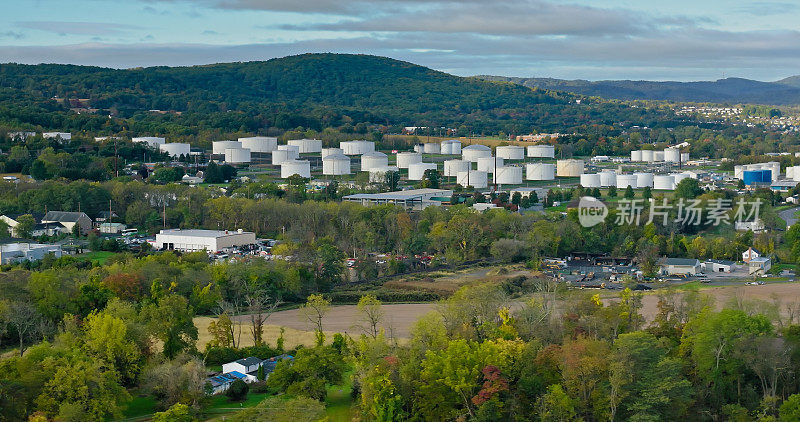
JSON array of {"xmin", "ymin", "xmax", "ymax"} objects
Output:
[{"xmin": 163, "ymin": 201, "xmax": 166, "ymax": 228}]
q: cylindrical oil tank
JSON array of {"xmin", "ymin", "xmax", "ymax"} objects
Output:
[
  {"xmin": 557, "ymin": 159, "xmax": 584, "ymax": 177},
  {"xmin": 457, "ymin": 170, "xmax": 488, "ymax": 189},
  {"xmin": 361, "ymin": 151, "xmax": 389, "ymax": 172},
  {"xmin": 271, "ymin": 149, "xmax": 290, "ymax": 165},
  {"xmin": 653, "ymin": 175, "xmax": 675, "ymax": 190},
  {"xmin": 635, "ymin": 172, "xmax": 654, "ymax": 188},
  {"xmin": 444, "ymin": 159, "xmax": 471, "ymax": 176},
  {"xmin": 477, "ymin": 156, "xmax": 504, "ymax": 173},
  {"xmin": 631, "ymin": 150, "xmax": 643, "ymax": 162},
  {"xmin": 224, "ymin": 147, "xmax": 251, "ymax": 164},
  {"xmin": 792, "ymin": 167, "xmax": 800, "ymax": 182},
  {"xmin": 768, "ymin": 162, "xmax": 780, "ymax": 181},
  {"xmin": 322, "ymin": 153, "xmax": 351, "ymax": 175},
  {"xmin": 396, "ymin": 152, "xmax": 423, "ymax": 169},
  {"xmin": 212, "ymin": 140, "xmax": 242, "ymax": 155},
  {"xmin": 280, "ymin": 160, "xmax": 311, "ymax": 178},
  {"xmin": 288, "ymin": 139, "xmax": 323, "ymax": 153},
  {"xmin": 654, "ymin": 151, "xmax": 665, "ymax": 162},
  {"xmin": 787, "ymin": 166, "xmax": 795, "ymax": 180},
  {"xmin": 495, "ymin": 166, "xmax": 523, "ymax": 185},
  {"xmin": 239, "ymin": 136, "xmax": 277, "ymax": 152},
  {"xmin": 441, "ymin": 140, "xmax": 461, "ymax": 155},
  {"xmin": 278, "ymin": 145, "xmax": 300, "ymax": 160},
  {"xmin": 526, "ymin": 163, "xmax": 555, "ymax": 180},
  {"xmin": 599, "ymin": 171, "xmax": 617, "ymax": 187},
  {"xmin": 462, "ymin": 144, "xmax": 492, "ymax": 162},
  {"xmin": 408, "ymin": 162, "xmax": 438, "ymax": 180},
  {"xmin": 672, "ymin": 172, "xmax": 691, "ymax": 185},
  {"xmin": 496, "ymin": 145, "xmax": 525, "ymax": 160},
  {"xmin": 641, "ymin": 150, "xmax": 654, "ymax": 162},
  {"xmin": 528, "ymin": 144, "xmax": 555, "ymax": 158},
  {"xmin": 340, "ymin": 140, "xmax": 375, "ymax": 155},
  {"xmin": 423, "ymin": 143, "xmax": 441, "ymax": 154},
  {"xmin": 617, "ymin": 174, "xmax": 638, "ymax": 189},
  {"xmin": 580, "ymin": 173, "xmax": 602, "ymax": 188},
  {"xmin": 681, "ymin": 153, "xmax": 690, "ymax": 162},
  {"xmin": 413, "ymin": 144, "xmax": 422, "ymax": 153},
  {"xmin": 321, "ymin": 147, "xmax": 344, "ymax": 159},
  {"xmin": 159, "ymin": 142, "xmax": 190, "ymax": 157},
  {"xmin": 664, "ymin": 148, "xmax": 680, "ymax": 163},
  {"xmin": 368, "ymin": 166, "xmax": 399, "ymax": 183},
  {"xmin": 132, "ymin": 136, "xmax": 165, "ymax": 148}
]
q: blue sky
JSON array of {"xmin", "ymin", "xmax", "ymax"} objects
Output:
[{"xmin": 1, "ymin": 0, "xmax": 799, "ymax": 81}]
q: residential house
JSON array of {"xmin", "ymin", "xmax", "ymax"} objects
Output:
[
  {"xmin": 94, "ymin": 210, "xmax": 118, "ymax": 225},
  {"xmin": 42, "ymin": 211, "xmax": 92, "ymax": 235},
  {"xmin": 99, "ymin": 222, "xmax": 127, "ymax": 234},
  {"xmin": 0, "ymin": 213, "xmax": 43, "ymax": 237},
  {"xmin": 31, "ymin": 222, "xmax": 69, "ymax": 237},
  {"xmin": 208, "ymin": 355, "xmax": 294, "ymax": 394},
  {"xmin": 222, "ymin": 357, "xmax": 262, "ymax": 375},
  {"xmin": 742, "ymin": 247, "xmax": 761, "ymax": 263},
  {"xmin": 659, "ymin": 257, "xmax": 701, "ymax": 275},
  {"xmin": 748, "ymin": 257, "xmax": 772, "ymax": 275},
  {"xmin": 206, "ymin": 371, "xmax": 249, "ymax": 395}
]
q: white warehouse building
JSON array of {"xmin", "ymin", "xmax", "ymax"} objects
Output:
[{"xmin": 154, "ymin": 229, "xmax": 256, "ymax": 252}]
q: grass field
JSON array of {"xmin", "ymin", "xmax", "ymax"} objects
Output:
[
  {"xmin": 79, "ymin": 251, "xmax": 116, "ymax": 265},
  {"xmin": 194, "ymin": 316, "xmax": 329, "ymax": 350},
  {"xmin": 325, "ymin": 373, "xmax": 355, "ymax": 421}
]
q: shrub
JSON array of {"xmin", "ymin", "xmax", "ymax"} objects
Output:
[{"xmin": 226, "ymin": 379, "xmax": 249, "ymax": 402}]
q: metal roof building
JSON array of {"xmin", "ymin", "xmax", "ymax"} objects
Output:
[{"xmin": 343, "ymin": 188, "xmax": 452, "ymax": 210}]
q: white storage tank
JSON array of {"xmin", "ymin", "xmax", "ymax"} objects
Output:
[
  {"xmin": 271, "ymin": 149, "xmax": 290, "ymax": 165},
  {"xmin": 322, "ymin": 153, "xmax": 351, "ymax": 176},
  {"xmin": 787, "ymin": 166, "xmax": 795, "ymax": 180},
  {"xmin": 635, "ymin": 172, "xmax": 654, "ymax": 188},
  {"xmin": 641, "ymin": 150, "xmax": 654, "ymax": 162},
  {"xmin": 457, "ymin": 170, "xmax": 488, "ymax": 189},
  {"xmin": 617, "ymin": 174, "xmax": 638, "ymax": 189},
  {"xmin": 681, "ymin": 153, "xmax": 690, "ymax": 162},
  {"xmin": 672, "ymin": 172, "xmax": 691, "ymax": 185},
  {"xmin": 368, "ymin": 166, "xmax": 399, "ymax": 183},
  {"xmin": 132, "ymin": 137, "xmax": 165, "ymax": 149},
  {"xmin": 225, "ymin": 147, "xmax": 252, "ymax": 164},
  {"xmin": 423, "ymin": 143, "xmax": 441, "ymax": 154},
  {"xmin": 444, "ymin": 159, "xmax": 471, "ymax": 177},
  {"xmin": 321, "ymin": 147, "xmax": 344, "ymax": 159},
  {"xmin": 654, "ymin": 151, "xmax": 664, "ymax": 162},
  {"xmin": 280, "ymin": 159, "xmax": 311, "ymax": 178},
  {"xmin": 159, "ymin": 142, "xmax": 190, "ymax": 158},
  {"xmin": 580, "ymin": 173, "xmax": 602, "ymax": 188},
  {"xmin": 340, "ymin": 140, "xmax": 375, "ymax": 155},
  {"xmin": 526, "ymin": 163, "xmax": 556, "ymax": 180},
  {"xmin": 495, "ymin": 166, "xmax": 523, "ymax": 185},
  {"xmin": 278, "ymin": 145, "xmax": 300, "ymax": 160},
  {"xmin": 631, "ymin": 150, "xmax": 643, "ymax": 162},
  {"xmin": 361, "ymin": 151, "xmax": 389, "ymax": 172},
  {"xmin": 556, "ymin": 159, "xmax": 584, "ymax": 177},
  {"xmin": 396, "ymin": 152, "xmax": 423, "ymax": 169},
  {"xmin": 653, "ymin": 175, "xmax": 675, "ymax": 190},
  {"xmin": 239, "ymin": 136, "xmax": 277, "ymax": 153},
  {"xmin": 599, "ymin": 171, "xmax": 617, "ymax": 187},
  {"xmin": 441, "ymin": 140, "xmax": 461, "ymax": 155},
  {"xmin": 664, "ymin": 148, "xmax": 681, "ymax": 163},
  {"xmin": 768, "ymin": 162, "xmax": 781, "ymax": 181},
  {"xmin": 462, "ymin": 144, "xmax": 492, "ymax": 162},
  {"xmin": 413, "ymin": 144, "xmax": 422, "ymax": 153},
  {"xmin": 288, "ymin": 139, "xmax": 323, "ymax": 153},
  {"xmin": 477, "ymin": 156, "xmax": 504, "ymax": 173},
  {"xmin": 527, "ymin": 145, "xmax": 555, "ymax": 158},
  {"xmin": 496, "ymin": 145, "xmax": 525, "ymax": 160},
  {"xmin": 408, "ymin": 162, "xmax": 438, "ymax": 181},
  {"xmin": 213, "ymin": 140, "xmax": 242, "ymax": 155}
]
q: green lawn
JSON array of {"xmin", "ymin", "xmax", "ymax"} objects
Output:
[
  {"xmin": 122, "ymin": 394, "xmax": 158, "ymax": 419},
  {"xmin": 80, "ymin": 251, "xmax": 117, "ymax": 265},
  {"xmin": 325, "ymin": 375, "xmax": 354, "ymax": 422}
]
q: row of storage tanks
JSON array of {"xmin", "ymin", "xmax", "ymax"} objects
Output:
[
  {"xmin": 578, "ymin": 171, "xmax": 692, "ymax": 190},
  {"xmin": 630, "ymin": 148, "xmax": 689, "ymax": 163},
  {"xmin": 132, "ymin": 137, "xmax": 192, "ymax": 158}
]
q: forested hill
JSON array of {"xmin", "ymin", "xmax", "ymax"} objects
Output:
[
  {"xmin": 479, "ymin": 75, "xmax": 800, "ymax": 105},
  {"xmin": 0, "ymin": 54, "xmax": 676, "ymax": 135}
]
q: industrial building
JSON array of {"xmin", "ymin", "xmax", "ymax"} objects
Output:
[
  {"xmin": 154, "ymin": 229, "xmax": 256, "ymax": 252},
  {"xmin": 343, "ymin": 189, "xmax": 453, "ymax": 210},
  {"xmin": 0, "ymin": 242, "xmax": 63, "ymax": 264}
]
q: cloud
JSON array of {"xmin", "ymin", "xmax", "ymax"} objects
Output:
[
  {"xmin": 17, "ymin": 21, "xmax": 143, "ymax": 36},
  {"xmin": 202, "ymin": 30, "xmax": 219, "ymax": 35},
  {"xmin": 0, "ymin": 31, "xmax": 24, "ymax": 40},
  {"xmin": 736, "ymin": 2, "xmax": 798, "ymax": 15}
]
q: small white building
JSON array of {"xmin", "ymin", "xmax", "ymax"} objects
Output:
[
  {"xmin": 735, "ymin": 220, "xmax": 766, "ymax": 233},
  {"xmin": 659, "ymin": 258, "xmax": 701, "ymax": 275},
  {"xmin": 42, "ymin": 132, "xmax": 71, "ymax": 141},
  {"xmin": 222, "ymin": 357, "xmax": 263, "ymax": 376},
  {"xmin": 154, "ymin": 229, "xmax": 256, "ymax": 252},
  {"xmin": 749, "ymin": 257, "xmax": 772, "ymax": 275},
  {"xmin": 702, "ymin": 259, "xmax": 735, "ymax": 273},
  {"xmin": 0, "ymin": 243, "xmax": 62, "ymax": 264},
  {"xmin": 742, "ymin": 247, "xmax": 761, "ymax": 263},
  {"xmin": 99, "ymin": 222, "xmax": 127, "ymax": 234}
]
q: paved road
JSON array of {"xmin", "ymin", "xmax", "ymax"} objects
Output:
[{"xmin": 780, "ymin": 206, "xmax": 800, "ymax": 227}]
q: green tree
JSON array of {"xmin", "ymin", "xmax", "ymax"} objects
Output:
[
  {"xmin": 83, "ymin": 309, "xmax": 144, "ymax": 386},
  {"xmin": 153, "ymin": 403, "xmax": 196, "ymax": 422},
  {"xmin": 356, "ymin": 294, "xmax": 384, "ymax": 338},
  {"xmin": 384, "ymin": 170, "xmax": 400, "ymax": 191},
  {"xmin": 608, "ymin": 185, "xmax": 617, "ymax": 198},
  {"xmin": 266, "ymin": 345, "xmax": 345, "ymax": 400},
  {"xmin": 674, "ymin": 178, "xmax": 703, "ymax": 199},
  {"xmin": 538, "ymin": 384, "xmax": 579, "ymax": 422},
  {"xmin": 780, "ymin": 394, "xmax": 800, "ymax": 420},
  {"xmin": 299, "ymin": 294, "xmax": 330, "ymax": 341},
  {"xmin": 226, "ymin": 379, "xmax": 249, "ymax": 402},
  {"xmin": 141, "ymin": 295, "xmax": 198, "ymax": 358},
  {"xmin": 204, "ymin": 161, "xmax": 224, "ymax": 183},
  {"xmin": 624, "ymin": 186, "xmax": 635, "ymax": 199},
  {"xmin": 228, "ymin": 396, "xmax": 325, "ymax": 422},
  {"xmin": 15, "ymin": 214, "xmax": 36, "ymax": 238}
]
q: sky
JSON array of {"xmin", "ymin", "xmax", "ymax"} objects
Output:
[{"xmin": 1, "ymin": 0, "xmax": 799, "ymax": 81}]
